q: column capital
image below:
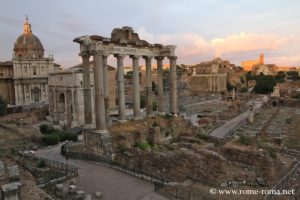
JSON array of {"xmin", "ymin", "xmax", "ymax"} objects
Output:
[
  {"xmin": 80, "ymin": 51, "xmax": 90, "ymax": 58},
  {"xmin": 168, "ymin": 56, "xmax": 177, "ymax": 60},
  {"xmin": 155, "ymin": 56, "xmax": 164, "ymax": 61},
  {"xmin": 92, "ymin": 50, "xmax": 103, "ymax": 56},
  {"xmin": 143, "ymin": 55, "xmax": 153, "ymax": 61},
  {"xmin": 129, "ymin": 55, "xmax": 140, "ymax": 60},
  {"xmin": 114, "ymin": 54, "xmax": 126, "ymax": 59},
  {"xmin": 102, "ymin": 52, "xmax": 110, "ymax": 58}
]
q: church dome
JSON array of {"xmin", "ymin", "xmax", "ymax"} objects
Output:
[{"xmin": 14, "ymin": 16, "xmax": 44, "ymax": 59}]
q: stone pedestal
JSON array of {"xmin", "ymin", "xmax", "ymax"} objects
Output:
[{"xmin": 85, "ymin": 129, "xmax": 113, "ymax": 157}]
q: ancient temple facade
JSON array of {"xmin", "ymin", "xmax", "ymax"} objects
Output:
[
  {"xmin": 12, "ymin": 17, "xmax": 57, "ymax": 105},
  {"xmin": 74, "ymin": 26, "xmax": 177, "ymax": 156}
]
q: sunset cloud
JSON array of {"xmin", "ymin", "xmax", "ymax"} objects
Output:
[
  {"xmin": 211, "ymin": 33, "xmax": 296, "ymax": 57},
  {"xmin": 137, "ymin": 27, "xmax": 298, "ymax": 65}
]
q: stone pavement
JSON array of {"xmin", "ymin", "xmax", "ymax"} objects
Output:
[
  {"xmin": 210, "ymin": 100, "xmax": 263, "ymax": 139},
  {"xmin": 36, "ymin": 145, "xmax": 167, "ymax": 200}
]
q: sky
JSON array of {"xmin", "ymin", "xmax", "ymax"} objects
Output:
[{"xmin": 0, "ymin": 0, "xmax": 300, "ymax": 68}]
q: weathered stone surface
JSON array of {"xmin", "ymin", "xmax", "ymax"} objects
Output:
[
  {"xmin": 0, "ymin": 160, "xmax": 5, "ymax": 179},
  {"xmin": 1, "ymin": 181, "xmax": 21, "ymax": 200},
  {"xmin": 7, "ymin": 165, "xmax": 20, "ymax": 182}
]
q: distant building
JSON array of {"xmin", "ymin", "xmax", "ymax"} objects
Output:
[
  {"xmin": 252, "ymin": 64, "xmax": 277, "ymax": 76},
  {"xmin": 0, "ymin": 17, "xmax": 59, "ymax": 106},
  {"xmin": 48, "ymin": 62, "xmax": 116, "ymax": 127},
  {"xmin": 188, "ymin": 58, "xmax": 227, "ymax": 92},
  {"xmin": 241, "ymin": 53, "xmax": 264, "ymax": 71},
  {"xmin": 0, "ymin": 61, "xmax": 15, "ymax": 104}
]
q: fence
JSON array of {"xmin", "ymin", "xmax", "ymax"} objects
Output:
[
  {"xmin": 23, "ymin": 155, "xmax": 78, "ymax": 177},
  {"xmin": 154, "ymin": 183, "xmax": 217, "ymax": 200},
  {"xmin": 61, "ymin": 145, "xmax": 167, "ymax": 185}
]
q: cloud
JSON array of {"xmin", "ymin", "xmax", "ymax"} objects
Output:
[
  {"xmin": 137, "ymin": 27, "xmax": 298, "ymax": 65},
  {"xmin": 211, "ymin": 33, "xmax": 296, "ymax": 57}
]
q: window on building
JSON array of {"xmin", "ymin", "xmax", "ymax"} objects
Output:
[{"xmin": 33, "ymin": 67, "xmax": 37, "ymax": 75}]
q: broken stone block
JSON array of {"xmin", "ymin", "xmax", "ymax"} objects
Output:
[
  {"xmin": 256, "ymin": 178, "xmax": 266, "ymax": 187},
  {"xmin": 232, "ymin": 181, "xmax": 238, "ymax": 188},
  {"xmin": 85, "ymin": 194, "xmax": 92, "ymax": 200},
  {"xmin": 7, "ymin": 165, "xmax": 20, "ymax": 182},
  {"xmin": 68, "ymin": 185, "xmax": 76, "ymax": 194},
  {"xmin": 0, "ymin": 161, "xmax": 5, "ymax": 179},
  {"xmin": 1, "ymin": 181, "xmax": 21, "ymax": 200},
  {"xmin": 70, "ymin": 178, "xmax": 76, "ymax": 185},
  {"xmin": 55, "ymin": 184, "xmax": 63, "ymax": 196},
  {"xmin": 95, "ymin": 192, "xmax": 102, "ymax": 199},
  {"xmin": 75, "ymin": 190, "xmax": 85, "ymax": 200}
]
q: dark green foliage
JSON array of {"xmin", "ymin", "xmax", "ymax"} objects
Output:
[
  {"xmin": 140, "ymin": 92, "xmax": 146, "ymax": 108},
  {"xmin": 239, "ymin": 134, "xmax": 253, "ymax": 146},
  {"xmin": 124, "ymin": 71, "xmax": 133, "ymax": 79},
  {"xmin": 267, "ymin": 146, "xmax": 277, "ymax": 159},
  {"xmin": 254, "ymin": 75, "xmax": 276, "ymax": 94},
  {"xmin": 42, "ymin": 134, "xmax": 60, "ymax": 145},
  {"xmin": 37, "ymin": 159, "xmax": 46, "ymax": 168},
  {"xmin": 240, "ymin": 76, "xmax": 245, "ymax": 84},
  {"xmin": 198, "ymin": 133, "xmax": 209, "ymax": 141},
  {"xmin": 275, "ymin": 71, "xmax": 286, "ymax": 83},
  {"xmin": 152, "ymin": 101, "xmax": 158, "ymax": 111},
  {"xmin": 226, "ymin": 82, "xmax": 236, "ymax": 91},
  {"xmin": 59, "ymin": 132, "xmax": 78, "ymax": 142},
  {"xmin": 240, "ymin": 87, "xmax": 248, "ymax": 93},
  {"xmin": 39, "ymin": 124, "xmax": 55, "ymax": 134},
  {"xmin": 152, "ymin": 121, "xmax": 159, "ymax": 127},
  {"xmin": 164, "ymin": 113, "xmax": 174, "ymax": 120},
  {"xmin": 136, "ymin": 141, "xmax": 151, "ymax": 150},
  {"xmin": 0, "ymin": 96, "xmax": 7, "ymax": 116}
]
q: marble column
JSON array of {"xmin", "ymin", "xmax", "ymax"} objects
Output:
[
  {"xmin": 130, "ymin": 55, "xmax": 140, "ymax": 119},
  {"xmin": 156, "ymin": 56, "xmax": 164, "ymax": 114},
  {"xmin": 81, "ymin": 51, "xmax": 93, "ymax": 125},
  {"xmin": 169, "ymin": 56, "xmax": 177, "ymax": 115},
  {"xmin": 64, "ymin": 90, "xmax": 68, "ymax": 122},
  {"xmin": 115, "ymin": 54, "xmax": 126, "ymax": 121},
  {"xmin": 93, "ymin": 51, "xmax": 106, "ymax": 131},
  {"xmin": 102, "ymin": 54, "xmax": 110, "ymax": 124},
  {"xmin": 144, "ymin": 56, "xmax": 152, "ymax": 116},
  {"xmin": 71, "ymin": 88, "xmax": 76, "ymax": 119}
]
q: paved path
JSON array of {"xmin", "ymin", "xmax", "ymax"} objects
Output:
[
  {"xmin": 36, "ymin": 145, "xmax": 167, "ymax": 200},
  {"xmin": 210, "ymin": 100, "xmax": 263, "ymax": 139}
]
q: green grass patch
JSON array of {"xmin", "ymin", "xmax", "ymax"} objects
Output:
[{"xmin": 239, "ymin": 134, "xmax": 253, "ymax": 146}]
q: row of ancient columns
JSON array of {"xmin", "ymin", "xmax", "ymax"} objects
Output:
[{"xmin": 81, "ymin": 50, "xmax": 177, "ymax": 132}]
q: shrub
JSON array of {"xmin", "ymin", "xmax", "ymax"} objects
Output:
[
  {"xmin": 152, "ymin": 144, "xmax": 159, "ymax": 152},
  {"xmin": 267, "ymin": 146, "xmax": 277, "ymax": 159},
  {"xmin": 240, "ymin": 87, "xmax": 248, "ymax": 93},
  {"xmin": 136, "ymin": 141, "xmax": 151, "ymax": 150},
  {"xmin": 152, "ymin": 101, "xmax": 158, "ymax": 111},
  {"xmin": 152, "ymin": 121, "xmax": 159, "ymax": 127},
  {"xmin": 39, "ymin": 124, "xmax": 55, "ymax": 134},
  {"xmin": 239, "ymin": 134, "xmax": 252, "ymax": 146},
  {"xmin": 42, "ymin": 134, "xmax": 60, "ymax": 146},
  {"xmin": 164, "ymin": 113, "xmax": 174, "ymax": 120},
  {"xmin": 59, "ymin": 132, "xmax": 78, "ymax": 142},
  {"xmin": 198, "ymin": 133, "xmax": 209, "ymax": 141},
  {"xmin": 37, "ymin": 159, "xmax": 46, "ymax": 168}
]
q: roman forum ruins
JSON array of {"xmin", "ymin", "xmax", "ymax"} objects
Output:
[{"xmin": 74, "ymin": 27, "xmax": 177, "ymax": 156}]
